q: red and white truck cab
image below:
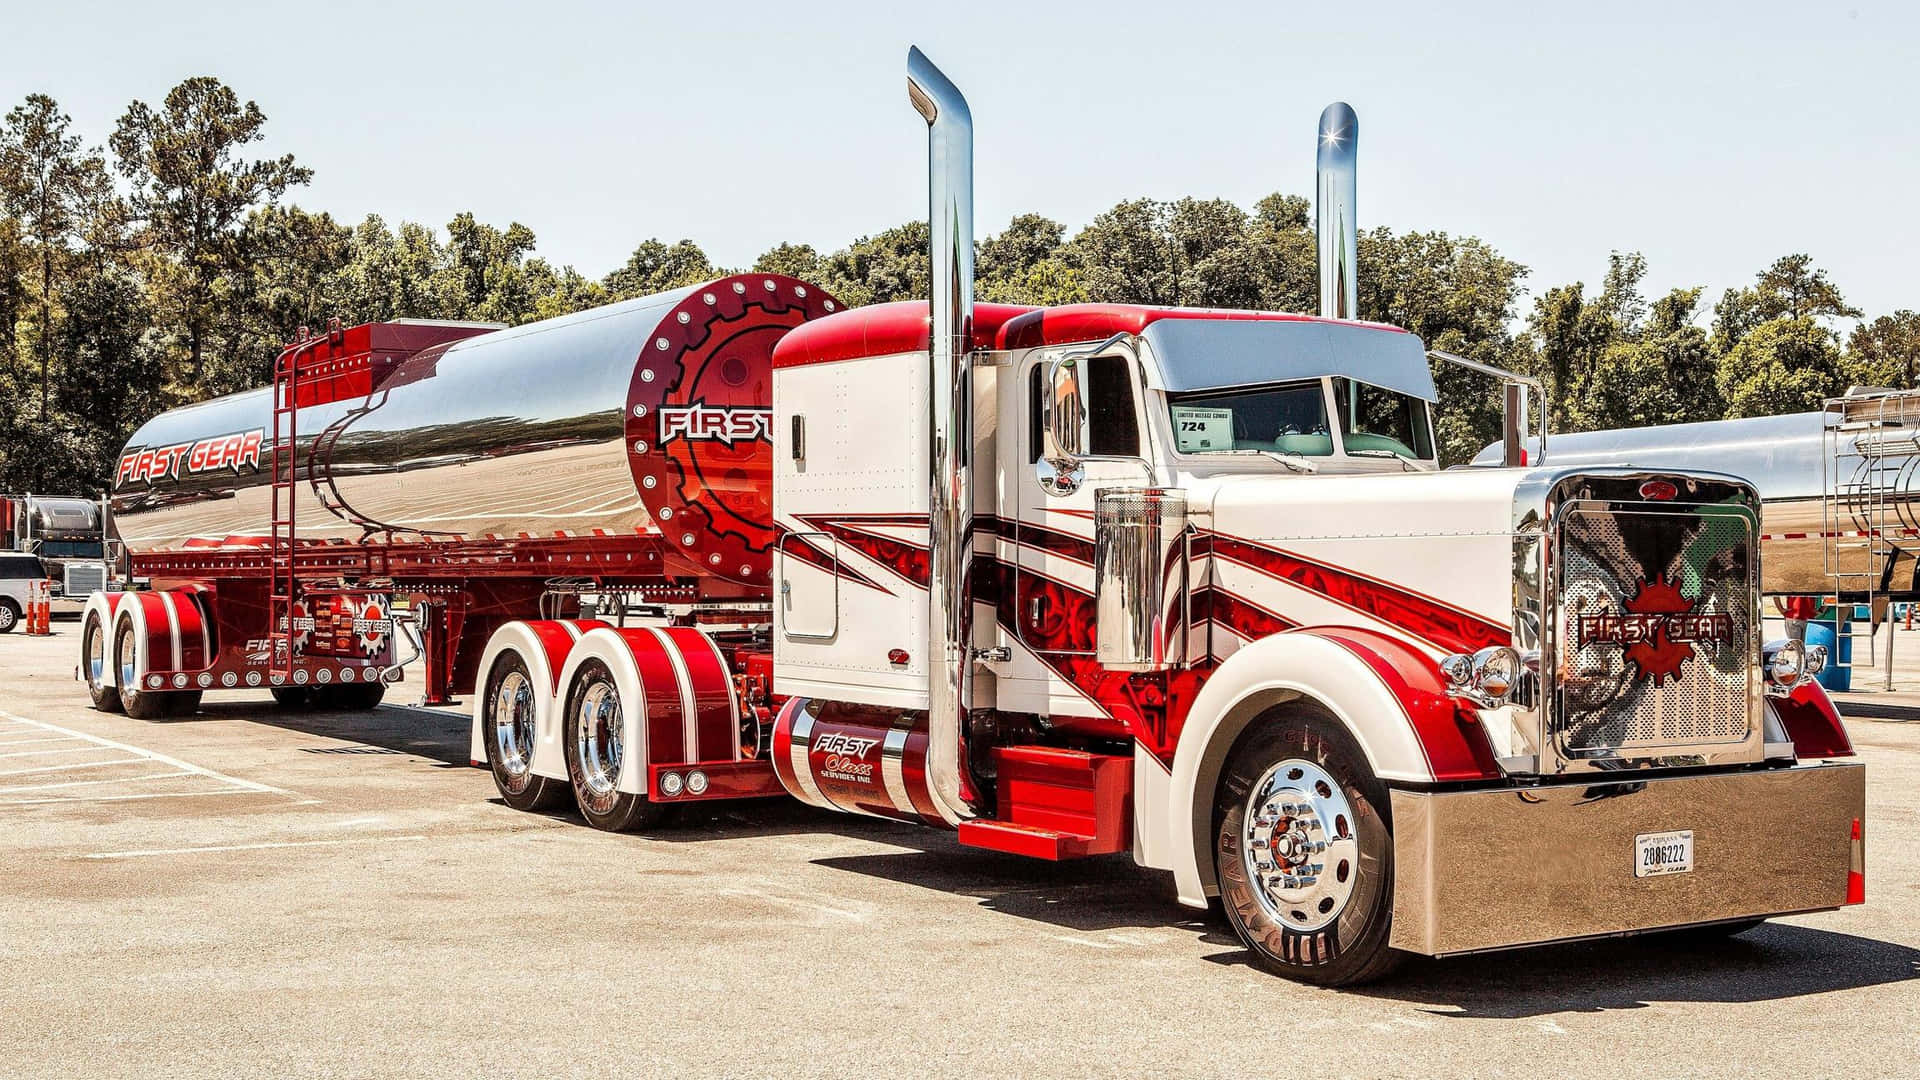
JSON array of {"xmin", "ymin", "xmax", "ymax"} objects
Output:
[
  {"xmin": 755, "ymin": 51, "xmax": 1863, "ymax": 983},
  {"xmin": 82, "ymin": 48, "xmax": 1864, "ymax": 986}
]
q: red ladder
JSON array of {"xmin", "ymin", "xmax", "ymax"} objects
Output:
[{"xmin": 268, "ymin": 326, "xmax": 321, "ymax": 680}]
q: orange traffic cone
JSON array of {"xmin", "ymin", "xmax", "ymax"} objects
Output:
[{"xmin": 29, "ymin": 578, "xmax": 51, "ymax": 635}]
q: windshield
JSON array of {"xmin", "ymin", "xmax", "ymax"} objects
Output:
[
  {"xmin": 34, "ymin": 540, "xmax": 102, "ymax": 559},
  {"xmin": 1167, "ymin": 380, "xmax": 1332, "ymax": 456},
  {"xmin": 1333, "ymin": 377, "xmax": 1435, "ymax": 460}
]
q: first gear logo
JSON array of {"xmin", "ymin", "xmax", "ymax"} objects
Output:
[
  {"xmin": 658, "ymin": 403, "xmax": 772, "ymax": 446},
  {"xmin": 116, "ymin": 428, "xmax": 264, "ymax": 487},
  {"xmin": 1576, "ymin": 575, "xmax": 1733, "ymax": 686}
]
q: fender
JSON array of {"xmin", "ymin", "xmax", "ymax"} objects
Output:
[
  {"xmin": 468, "ymin": 619, "xmax": 607, "ymax": 773},
  {"xmin": 1770, "ymin": 680, "xmax": 1854, "ymax": 760},
  {"xmin": 105, "ymin": 589, "xmax": 213, "ymax": 691},
  {"xmin": 1159, "ymin": 626, "xmax": 1500, "ymax": 909},
  {"xmin": 549, "ymin": 625, "xmax": 743, "ymax": 795}
]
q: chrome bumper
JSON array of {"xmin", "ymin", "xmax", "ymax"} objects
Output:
[{"xmin": 1389, "ymin": 762, "xmax": 1865, "ymax": 957}]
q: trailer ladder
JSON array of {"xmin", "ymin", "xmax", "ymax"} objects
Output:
[
  {"xmin": 1822, "ymin": 389, "xmax": 1920, "ymax": 691},
  {"xmin": 268, "ymin": 323, "xmax": 341, "ymax": 681}
]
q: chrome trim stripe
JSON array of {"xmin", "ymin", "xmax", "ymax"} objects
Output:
[
  {"xmin": 787, "ymin": 705, "xmax": 828, "ymax": 808},
  {"xmin": 880, "ymin": 717, "xmax": 916, "ymax": 816},
  {"xmin": 645, "ymin": 627, "xmax": 700, "ymax": 764},
  {"xmin": 156, "ymin": 590, "xmax": 183, "ymax": 671}
]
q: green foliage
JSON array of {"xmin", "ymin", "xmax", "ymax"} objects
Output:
[
  {"xmin": 1718, "ymin": 317, "xmax": 1850, "ymax": 418},
  {"xmin": 0, "ymin": 79, "xmax": 1910, "ymax": 494}
]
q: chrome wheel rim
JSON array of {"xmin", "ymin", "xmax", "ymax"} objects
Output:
[
  {"xmin": 491, "ymin": 670, "xmax": 537, "ymax": 778},
  {"xmin": 118, "ymin": 627, "xmax": 137, "ymax": 687},
  {"xmin": 0, "ymin": 605, "xmax": 14, "ymax": 631},
  {"xmin": 1241, "ymin": 759, "xmax": 1361, "ymax": 933},
  {"xmin": 573, "ymin": 679, "xmax": 622, "ymax": 798},
  {"xmin": 87, "ymin": 622, "xmax": 105, "ymax": 682}
]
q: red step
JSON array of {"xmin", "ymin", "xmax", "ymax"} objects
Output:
[{"xmin": 955, "ymin": 746, "xmax": 1131, "ymax": 861}]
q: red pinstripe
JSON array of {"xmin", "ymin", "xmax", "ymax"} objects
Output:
[
  {"xmin": 616, "ymin": 628, "xmax": 686, "ymax": 765},
  {"xmin": 661, "ymin": 626, "xmax": 738, "ymax": 763}
]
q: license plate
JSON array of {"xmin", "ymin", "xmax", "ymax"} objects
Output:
[{"xmin": 1634, "ymin": 830, "xmax": 1694, "ymax": 878}]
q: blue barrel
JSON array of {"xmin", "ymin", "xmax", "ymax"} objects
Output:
[{"xmin": 1807, "ymin": 619, "xmax": 1852, "ymax": 691}]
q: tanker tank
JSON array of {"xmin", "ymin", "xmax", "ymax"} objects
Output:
[
  {"xmin": 1473, "ymin": 399, "xmax": 1920, "ymax": 598},
  {"xmin": 112, "ymin": 273, "xmax": 839, "ymax": 586}
]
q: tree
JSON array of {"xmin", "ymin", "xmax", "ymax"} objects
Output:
[
  {"xmin": 816, "ymin": 221, "xmax": 928, "ymax": 308},
  {"xmin": 1718, "ymin": 317, "xmax": 1850, "ymax": 418},
  {"xmin": 977, "ymin": 214, "xmax": 1085, "ymax": 305},
  {"xmin": 1846, "ymin": 311, "xmax": 1920, "ymax": 389},
  {"xmin": 603, "ymin": 238, "xmax": 714, "ymax": 301},
  {"xmin": 0, "ymin": 94, "xmax": 105, "ymax": 413},
  {"xmin": 110, "ymin": 77, "xmax": 311, "ymax": 390},
  {"xmin": 1713, "ymin": 254, "xmax": 1860, "ymax": 352},
  {"xmin": 751, "ymin": 241, "xmax": 822, "ymax": 282}
]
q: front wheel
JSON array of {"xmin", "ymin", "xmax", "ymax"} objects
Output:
[
  {"xmin": 1214, "ymin": 709, "xmax": 1403, "ymax": 986},
  {"xmin": 562, "ymin": 659, "xmax": 665, "ymax": 832}
]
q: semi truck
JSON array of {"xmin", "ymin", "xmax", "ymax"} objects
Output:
[
  {"xmin": 78, "ymin": 48, "xmax": 1865, "ymax": 985},
  {"xmin": 2, "ymin": 493, "xmax": 112, "ymax": 613}
]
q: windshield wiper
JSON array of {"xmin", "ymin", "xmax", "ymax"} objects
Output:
[{"xmin": 1346, "ymin": 448, "xmax": 1417, "ymax": 471}]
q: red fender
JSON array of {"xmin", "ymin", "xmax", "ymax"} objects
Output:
[
  {"xmin": 1772, "ymin": 680, "xmax": 1854, "ymax": 759},
  {"xmin": 1303, "ymin": 626, "xmax": 1503, "ymax": 783}
]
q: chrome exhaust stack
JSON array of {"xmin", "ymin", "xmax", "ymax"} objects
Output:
[
  {"xmin": 907, "ymin": 46, "xmax": 976, "ymax": 825},
  {"xmin": 1316, "ymin": 102, "xmax": 1358, "ymax": 320}
]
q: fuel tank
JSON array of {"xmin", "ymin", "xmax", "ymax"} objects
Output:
[
  {"xmin": 111, "ymin": 274, "xmax": 839, "ymax": 586},
  {"xmin": 1473, "ymin": 397, "xmax": 1920, "ymax": 597}
]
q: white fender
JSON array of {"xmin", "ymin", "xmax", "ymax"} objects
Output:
[
  {"xmin": 551, "ymin": 627, "xmax": 654, "ymax": 796},
  {"xmin": 108, "ymin": 592, "xmax": 156, "ymax": 691},
  {"xmin": 470, "ymin": 621, "xmax": 587, "ymax": 780},
  {"xmin": 1159, "ymin": 631, "xmax": 1438, "ymax": 909}
]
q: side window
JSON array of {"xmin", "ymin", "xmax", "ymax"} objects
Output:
[{"xmin": 1027, "ymin": 354, "xmax": 1141, "ymax": 463}]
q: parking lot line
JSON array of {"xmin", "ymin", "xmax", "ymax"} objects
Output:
[
  {"xmin": 0, "ymin": 758, "xmax": 149, "ymax": 777},
  {"xmin": 0, "ymin": 771, "xmax": 189, "ymax": 795},
  {"xmin": 81, "ymin": 834, "xmax": 429, "ymax": 859},
  {"xmin": 0, "ymin": 710, "xmax": 293, "ymax": 797},
  {"xmin": 0, "ymin": 746, "xmax": 100, "ymax": 759}
]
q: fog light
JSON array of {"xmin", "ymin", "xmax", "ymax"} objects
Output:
[
  {"xmin": 1440, "ymin": 646, "xmax": 1522, "ymax": 707},
  {"xmin": 660, "ymin": 771, "xmax": 684, "ymax": 797},
  {"xmin": 1805, "ymin": 643, "xmax": 1828, "ymax": 677},
  {"xmin": 687, "ymin": 770, "xmax": 709, "ymax": 796},
  {"xmin": 1766, "ymin": 639, "xmax": 1807, "ymax": 691}
]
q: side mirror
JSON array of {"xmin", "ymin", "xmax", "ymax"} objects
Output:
[
  {"xmin": 1043, "ymin": 354, "xmax": 1087, "ymax": 470},
  {"xmin": 1428, "ymin": 349, "xmax": 1548, "ymax": 467}
]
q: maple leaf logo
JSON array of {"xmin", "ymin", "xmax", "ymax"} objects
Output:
[{"xmin": 1621, "ymin": 575, "xmax": 1695, "ymax": 686}]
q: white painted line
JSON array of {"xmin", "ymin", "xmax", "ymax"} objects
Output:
[
  {"xmin": 1050, "ymin": 934, "xmax": 1120, "ymax": 950},
  {"xmin": 0, "ymin": 746, "xmax": 105, "ymax": 760},
  {"xmin": 1, "ymin": 789, "xmax": 281, "ymax": 806},
  {"xmin": 717, "ymin": 887, "xmax": 866, "ymax": 921},
  {"xmin": 0, "ymin": 737, "xmax": 81, "ymax": 746},
  {"xmin": 81, "ymin": 834, "xmax": 429, "ymax": 859},
  {"xmin": 0, "ymin": 711, "xmax": 292, "ymax": 796},
  {"xmin": 0, "ymin": 771, "xmax": 188, "ymax": 795},
  {"xmin": 0, "ymin": 758, "xmax": 149, "ymax": 777}
]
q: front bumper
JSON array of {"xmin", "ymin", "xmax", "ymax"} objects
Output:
[{"xmin": 1389, "ymin": 761, "xmax": 1865, "ymax": 956}]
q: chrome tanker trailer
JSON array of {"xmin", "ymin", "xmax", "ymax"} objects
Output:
[
  {"xmin": 84, "ymin": 276, "xmax": 838, "ymax": 722},
  {"xmin": 1475, "ymin": 389, "xmax": 1920, "ymax": 601}
]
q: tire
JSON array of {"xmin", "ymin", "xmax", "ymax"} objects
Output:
[
  {"xmin": 0, "ymin": 598, "xmax": 19, "ymax": 633},
  {"xmin": 482, "ymin": 651, "xmax": 568, "ymax": 812},
  {"xmin": 83, "ymin": 612, "xmax": 122, "ymax": 713},
  {"xmin": 319, "ymin": 681, "xmax": 387, "ymax": 711},
  {"xmin": 116, "ymin": 621, "xmax": 173, "ymax": 721},
  {"xmin": 271, "ymin": 686, "xmax": 319, "ymax": 710},
  {"xmin": 1214, "ymin": 707, "xmax": 1404, "ymax": 986},
  {"xmin": 562, "ymin": 658, "xmax": 666, "ymax": 832}
]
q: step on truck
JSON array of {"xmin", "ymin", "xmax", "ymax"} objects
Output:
[{"xmin": 82, "ymin": 48, "xmax": 1865, "ymax": 985}]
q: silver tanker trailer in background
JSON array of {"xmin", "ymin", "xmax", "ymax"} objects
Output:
[{"xmin": 1474, "ymin": 388, "xmax": 1920, "ymax": 604}]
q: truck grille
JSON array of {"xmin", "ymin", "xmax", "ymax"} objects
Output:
[
  {"xmin": 63, "ymin": 562, "xmax": 107, "ymax": 597},
  {"xmin": 1554, "ymin": 503, "xmax": 1756, "ymax": 757}
]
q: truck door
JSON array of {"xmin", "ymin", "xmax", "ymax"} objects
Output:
[{"xmin": 1011, "ymin": 347, "xmax": 1152, "ymax": 701}]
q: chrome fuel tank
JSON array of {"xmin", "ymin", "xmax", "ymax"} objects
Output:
[{"xmin": 112, "ymin": 274, "xmax": 839, "ymax": 586}]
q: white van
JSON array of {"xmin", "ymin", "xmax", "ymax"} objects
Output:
[{"xmin": 0, "ymin": 552, "xmax": 48, "ymax": 633}]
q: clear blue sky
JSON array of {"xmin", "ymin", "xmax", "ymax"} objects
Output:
[{"xmin": 8, "ymin": 0, "xmax": 1915, "ymax": 323}]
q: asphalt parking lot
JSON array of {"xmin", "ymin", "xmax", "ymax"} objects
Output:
[{"xmin": 2, "ymin": 620, "xmax": 1917, "ymax": 1080}]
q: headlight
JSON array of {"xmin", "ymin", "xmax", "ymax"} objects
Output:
[
  {"xmin": 1805, "ymin": 643, "xmax": 1828, "ymax": 676},
  {"xmin": 1765, "ymin": 639, "xmax": 1807, "ymax": 692},
  {"xmin": 1440, "ymin": 646, "xmax": 1522, "ymax": 707}
]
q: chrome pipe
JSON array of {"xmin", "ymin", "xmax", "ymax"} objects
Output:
[
  {"xmin": 1316, "ymin": 102, "xmax": 1358, "ymax": 320},
  {"xmin": 907, "ymin": 45, "xmax": 976, "ymax": 825}
]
